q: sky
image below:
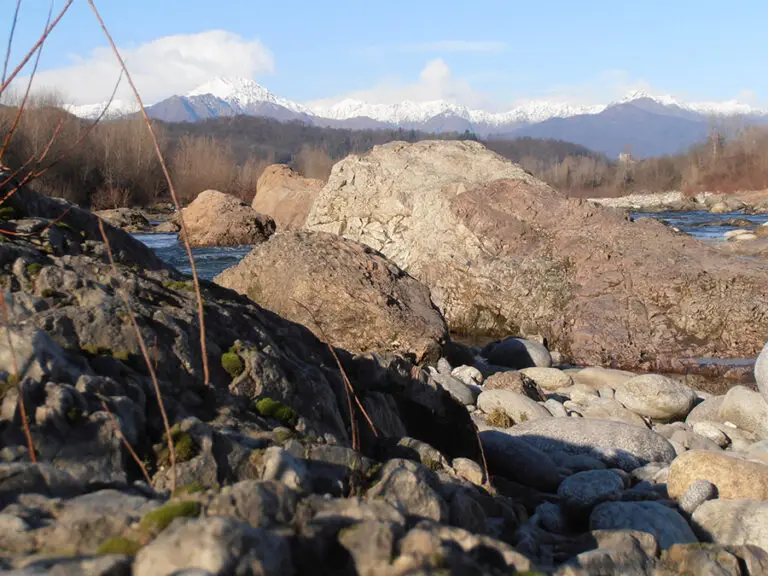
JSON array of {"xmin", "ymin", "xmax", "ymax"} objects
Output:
[{"xmin": 3, "ymin": 0, "xmax": 767, "ymax": 110}]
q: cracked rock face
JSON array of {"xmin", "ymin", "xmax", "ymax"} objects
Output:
[{"xmin": 307, "ymin": 140, "xmax": 768, "ymax": 371}]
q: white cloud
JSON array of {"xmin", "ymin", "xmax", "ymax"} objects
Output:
[
  {"xmin": 21, "ymin": 30, "xmax": 274, "ymax": 105},
  {"xmin": 307, "ymin": 59, "xmax": 497, "ymax": 110},
  {"xmin": 395, "ymin": 40, "xmax": 508, "ymax": 53}
]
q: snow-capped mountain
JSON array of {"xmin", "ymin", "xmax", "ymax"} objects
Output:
[
  {"xmin": 309, "ymin": 97, "xmax": 606, "ymax": 127},
  {"xmin": 63, "ymin": 77, "xmax": 768, "ymax": 158},
  {"xmin": 66, "ymin": 98, "xmax": 140, "ymax": 119},
  {"xmin": 187, "ymin": 76, "xmax": 314, "ymax": 116}
]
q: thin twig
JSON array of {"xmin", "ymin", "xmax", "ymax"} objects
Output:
[
  {"xmin": 291, "ymin": 298, "xmax": 379, "ymax": 449},
  {"xmin": 97, "ymin": 218, "xmax": 175, "ymax": 492},
  {"xmin": 0, "ymin": 290, "xmax": 35, "ymax": 462},
  {"xmin": 99, "ymin": 396, "xmax": 152, "ymax": 485},
  {"xmin": 0, "ymin": 0, "xmax": 55, "ymax": 161},
  {"xmin": 87, "ymin": 0, "xmax": 210, "ymax": 386},
  {"xmin": 0, "ymin": 0, "xmax": 73, "ymax": 97},
  {"xmin": 30, "ymin": 70, "xmax": 125, "ymax": 184},
  {"xmin": 473, "ymin": 422, "xmax": 492, "ymax": 491},
  {"xmin": 2, "ymin": 0, "xmax": 22, "ymax": 86}
]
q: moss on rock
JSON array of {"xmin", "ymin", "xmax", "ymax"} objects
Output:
[
  {"xmin": 95, "ymin": 536, "xmax": 142, "ymax": 556},
  {"xmin": 255, "ymin": 397, "xmax": 298, "ymax": 427},
  {"xmin": 221, "ymin": 349, "xmax": 244, "ymax": 378},
  {"xmin": 139, "ymin": 501, "xmax": 200, "ymax": 534}
]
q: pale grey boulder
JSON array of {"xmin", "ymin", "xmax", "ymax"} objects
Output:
[
  {"xmin": 500, "ymin": 417, "xmax": 677, "ymax": 471},
  {"xmin": 615, "ymin": 374, "xmax": 696, "ymax": 422}
]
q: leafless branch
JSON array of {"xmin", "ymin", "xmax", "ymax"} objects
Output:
[
  {"xmin": 97, "ymin": 218, "xmax": 175, "ymax": 492},
  {"xmin": 99, "ymin": 396, "xmax": 152, "ymax": 485},
  {"xmin": 86, "ymin": 0, "xmax": 210, "ymax": 386}
]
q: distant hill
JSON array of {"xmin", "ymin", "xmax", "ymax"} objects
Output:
[{"xmin": 66, "ymin": 77, "xmax": 768, "ymax": 159}]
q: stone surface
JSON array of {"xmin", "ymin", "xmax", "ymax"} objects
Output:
[
  {"xmin": 181, "ymin": 189, "xmax": 275, "ymax": 246},
  {"xmin": 450, "ymin": 365, "xmax": 483, "ymax": 387},
  {"xmin": 668, "ymin": 450, "xmax": 768, "ymax": 500},
  {"xmin": 482, "ymin": 337, "xmax": 552, "ymax": 369},
  {"xmin": 685, "ymin": 396, "xmax": 725, "ymax": 424},
  {"xmin": 477, "ymin": 389, "xmax": 552, "ymax": 424},
  {"xmin": 757, "ymin": 342, "xmax": 768, "ymax": 402},
  {"xmin": 693, "ymin": 499, "xmax": 768, "ymax": 552},
  {"xmin": 252, "ymin": 164, "xmax": 324, "ymax": 230},
  {"xmin": 483, "ymin": 371, "xmax": 545, "ymax": 401},
  {"xmin": 134, "ymin": 517, "xmax": 294, "ymax": 575},
  {"xmin": 578, "ymin": 397, "xmax": 648, "ymax": 428},
  {"xmin": 557, "ymin": 469, "xmax": 624, "ymax": 518},
  {"xmin": 678, "ymin": 479, "xmax": 717, "ymax": 515},
  {"xmin": 718, "ymin": 385, "xmax": 768, "ymax": 439},
  {"xmin": 520, "ymin": 367, "xmax": 573, "ymax": 390},
  {"xmin": 615, "ymin": 374, "xmax": 696, "ymax": 422},
  {"xmin": 590, "ymin": 501, "xmax": 698, "ymax": 550},
  {"xmin": 216, "ymin": 230, "xmax": 447, "ymax": 363},
  {"xmin": 571, "ymin": 366, "xmax": 636, "ymax": 389},
  {"xmin": 306, "ymin": 140, "xmax": 768, "ymax": 370},
  {"xmin": 478, "ymin": 429, "xmax": 565, "ymax": 491},
  {"xmin": 500, "ymin": 417, "xmax": 677, "ymax": 471}
]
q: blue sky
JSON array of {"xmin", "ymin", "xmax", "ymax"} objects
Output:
[{"xmin": 4, "ymin": 0, "xmax": 767, "ymax": 108}]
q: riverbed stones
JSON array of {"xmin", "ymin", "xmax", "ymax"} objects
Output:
[
  {"xmin": 557, "ymin": 470, "xmax": 624, "ymax": 518},
  {"xmin": 500, "ymin": 417, "xmax": 677, "ymax": 471},
  {"xmin": 520, "ymin": 367, "xmax": 573, "ymax": 390},
  {"xmin": 477, "ymin": 389, "xmax": 552, "ymax": 424},
  {"xmin": 615, "ymin": 374, "xmax": 696, "ymax": 422},
  {"xmin": 483, "ymin": 371, "xmax": 545, "ymax": 400},
  {"xmin": 668, "ymin": 450, "xmax": 768, "ymax": 500},
  {"xmin": 482, "ymin": 337, "xmax": 552, "ymax": 369},
  {"xmin": 718, "ymin": 385, "xmax": 768, "ymax": 440},
  {"xmin": 590, "ymin": 501, "xmax": 698, "ymax": 550},
  {"xmin": 678, "ymin": 479, "xmax": 717, "ymax": 515},
  {"xmin": 693, "ymin": 499, "xmax": 768, "ymax": 551}
]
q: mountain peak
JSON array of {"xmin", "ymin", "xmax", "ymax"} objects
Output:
[{"xmin": 187, "ymin": 76, "xmax": 310, "ymax": 115}]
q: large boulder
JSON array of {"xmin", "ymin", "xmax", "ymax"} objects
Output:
[
  {"xmin": 497, "ymin": 417, "xmax": 676, "ymax": 471},
  {"xmin": 590, "ymin": 501, "xmax": 698, "ymax": 550},
  {"xmin": 667, "ymin": 450, "xmax": 768, "ymax": 500},
  {"xmin": 215, "ymin": 230, "xmax": 448, "ymax": 363},
  {"xmin": 306, "ymin": 140, "xmax": 768, "ymax": 370},
  {"xmin": 252, "ymin": 164, "xmax": 324, "ymax": 229},
  {"xmin": 181, "ymin": 189, "xmax": 275, "ymax": 246}
]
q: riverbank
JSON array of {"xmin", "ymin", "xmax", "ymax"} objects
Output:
[{"xmin": 587, "ymin": 189, "xmax": 768, "ymax": 213}]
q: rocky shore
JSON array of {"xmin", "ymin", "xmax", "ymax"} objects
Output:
[{"xmin": 2, "ymin": 143, "xmax": 768, "ymax": 575}]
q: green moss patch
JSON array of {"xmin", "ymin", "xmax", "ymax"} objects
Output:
[
  {"xmin": 95, "ymin": 536, "xmax": 142, "ymax": 556},
  {"xmin": 0, "ymin": 206, "xmax": 18, "ymax": 220},
  {"xmin": 156, "ymin": 426, "xmax": 198, "ymax": 467},
  {"xmin": 139, "ymin": 501, "xmax": 200, "ymax": 534},
  {"xmin": 26, "ymin": 262, "xmax": 42, "ymax": 277},
  {"xmin": 255, "ymin": 397, "xmax": 298, "ymax": 427},
  {"xmin": 163, "ymin": 280, "xmax": 194, "ymax": 292},
  {"xmin": 221, "ymin": 349, "xmax": 244, "ymax": 378}
]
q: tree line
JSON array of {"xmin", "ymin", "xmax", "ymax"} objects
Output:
[{"xmin": 2, "ymin": 100, "xmax": 767, "ymax": 209}]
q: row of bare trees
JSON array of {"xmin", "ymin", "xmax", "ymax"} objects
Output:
[
  {"xmin": 511, "ymin": 128, "xmax": 768, "ymax": 198},
  {"xmin": 0, "ymin": 97, "xmax": 342, "ymax": 209},
  {"xmin": 5, "ymin": 95, "xmax": 768, "ymax": 208}
]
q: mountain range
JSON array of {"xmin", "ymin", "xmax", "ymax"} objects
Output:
[{"xmin": 67, "ymin": 77, "xmax": 768, "ymax": 158}]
